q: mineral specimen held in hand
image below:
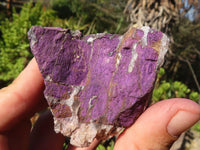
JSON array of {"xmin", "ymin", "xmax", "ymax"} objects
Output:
[{"xmin": 28, "ymin": 26, "xmax": 169, "ymax": 147}]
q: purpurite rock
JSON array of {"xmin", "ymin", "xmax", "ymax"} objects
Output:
[{"xmin": 28, "ymin": 26, "xmax": 169, "ymax": 147}]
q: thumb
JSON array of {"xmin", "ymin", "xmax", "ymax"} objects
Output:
[{"xmin": 114, "ymin": 98, "xmax": 200, "ymax": 150}]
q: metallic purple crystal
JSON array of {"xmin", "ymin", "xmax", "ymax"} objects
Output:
[{"xmin": 28, "ymin": 26, "xmax": 169, "ymax": 147}]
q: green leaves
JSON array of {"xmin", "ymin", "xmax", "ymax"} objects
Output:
[
  {"xmin": 97, "ymin": 144, "xmax": 106, "ymax": 150},
  {"xmin": 158, "ymin": 67, "xmax": 165, "ymax": 77},
  {"xmin": 0, "ymin": 2, "xmax": 59, "ymax": 82},
  {"xmin": 96, "ymin": 140, "xmax": 115, "ymax": 150},
  {"xmin": 0, "ymin": 3, "xmax": 38, "ymax": 80},
  {"xmin": 189, "ymin": 92, "xmax": 200, "ymax": 102},
  {"xmin": 193, "ymin": 123, "xmax": 200, "ymax": 132},
  {"xmin": 153, "ymin": 68, "xmax": 199, "ymax": 102}
]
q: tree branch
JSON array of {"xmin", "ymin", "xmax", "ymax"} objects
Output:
[{"xmin": 178, "ymin": 56, "xmax": 200, "ymax": 93}]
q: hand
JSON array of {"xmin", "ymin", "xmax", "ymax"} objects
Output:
[
  {"xmin": 0, "ymin": 58, "xmax": 65, "ymax": 150},
  {"xmin": 0, "ymin": 59, "xmax": 199, "ymax": 150}
]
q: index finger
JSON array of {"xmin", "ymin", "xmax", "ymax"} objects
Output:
[{"xmin": 0, "ymin": 58, "xmax": 47, "ymax": 131}]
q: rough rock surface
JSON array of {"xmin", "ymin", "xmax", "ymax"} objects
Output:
[{"xmin": 28, "ymin": 26, "xmax": 169, "ymax": 147}]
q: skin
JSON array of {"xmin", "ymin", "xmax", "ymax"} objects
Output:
[{"xmin": 0, "ymin": 58, "xmax": 199, "ymax": 150}]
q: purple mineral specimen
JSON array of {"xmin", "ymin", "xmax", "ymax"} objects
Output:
[{"xmin": 28, "ymin": 26, "xmax": 169, "ymax": 147}]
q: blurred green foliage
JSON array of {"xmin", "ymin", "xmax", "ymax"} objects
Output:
[
  {"xmin": 50, "ymin": 0, "xmax": 128, "ymax": 34},
  {"xmin": 97, "ymin": 144, "xmax": 107, "ymax": 150},
  {"xmin": 0, "ymin": 2, "xmax": 57, "ymax": 81},
  {"xmin": 96, "ymin": 140, "xmax": 114, "ymax": 150},
  {"xmin": 62, "ymin": 142, "xmax": 68, "ymax": 150},
  {"xmin": 153, "ymin": 68, "xmax": 200, "ymax": 102},
  {"xmin": 193, "ymin": 123, "xmax": 200, "ymax": 132}
]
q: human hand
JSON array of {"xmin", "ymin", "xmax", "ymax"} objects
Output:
[
  {"xmin": 0, "ymin": 58, "xmax": 65, "ymax": 150},
  {"xmin": 0, "ymin": 59, "xmax": 199, "ymax": 150}
]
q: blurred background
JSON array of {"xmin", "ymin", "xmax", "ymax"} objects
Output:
[{"xmin": 0, "ymin": 0, "xmax": 200, "ymax": 149}]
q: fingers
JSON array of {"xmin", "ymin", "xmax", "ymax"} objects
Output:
[
  {"xmin": 0, "ymin": 120, "xmax": 31, "ymax": 150},
  {"xmin": 29, "ymin": 110, "xmax": 65, "ymax": 150},
  {"xmin": 0, "ymin": 58, "xmax": 47, "ymax": 131},
  {"xmin": 114, "ymin": 98, "xmax": 200, "ymax": 150}
]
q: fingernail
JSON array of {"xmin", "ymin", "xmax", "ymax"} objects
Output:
[{"xmin": 167, "ymin": 110, "xmax": 200, "ymax": 137}]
